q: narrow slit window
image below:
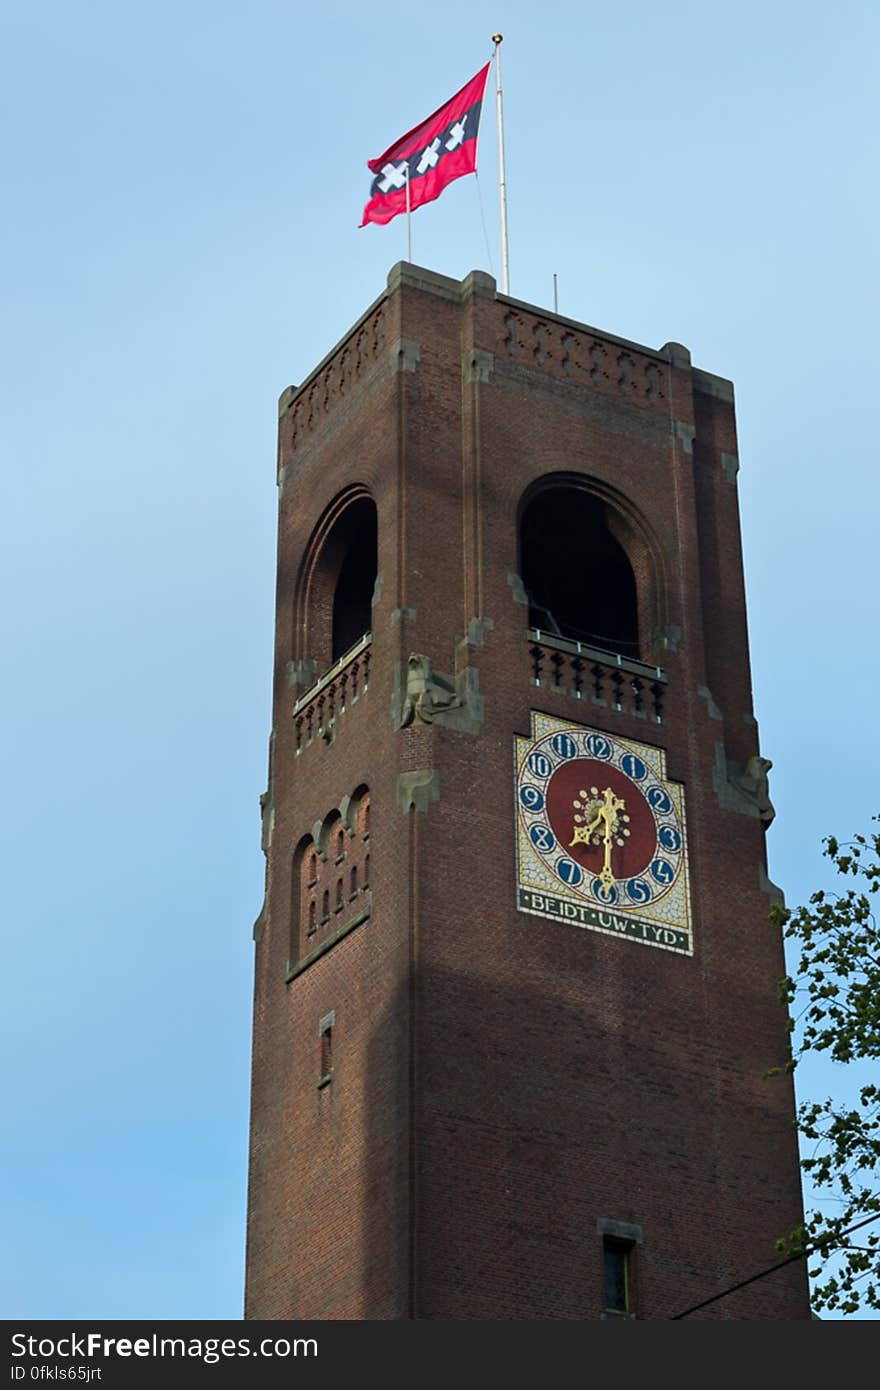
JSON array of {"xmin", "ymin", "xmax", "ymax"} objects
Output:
[
  {"xmin": 318, "ymin": 1011, "xmax": 334, "ymax": 1088},
  {"xmin": 321, "ymin": 889, "xmax": 329, "ymax": 922},
  {"xmin": 350, "ymin": 865, "xmax": 358, "ymax": 899},
  {"xmin": 603, "ymin": 1238, "xmax": 632, "ymax": 1317}
]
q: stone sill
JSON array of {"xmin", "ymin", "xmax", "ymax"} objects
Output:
[{"xmin": 287, "ymin": 903, "xmax": 371, "ymax": 982}]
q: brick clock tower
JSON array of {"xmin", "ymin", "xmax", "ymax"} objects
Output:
[{"xmin": 245, "ymin": 263, "xmax": 810, "ymax": 1320}]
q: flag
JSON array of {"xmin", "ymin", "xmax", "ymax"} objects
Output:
[{"xmin": 360, "ymin": 63, "xmax": 491, "ymax": 229}]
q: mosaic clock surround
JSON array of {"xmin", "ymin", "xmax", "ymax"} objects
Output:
[{"xmin": 515, "ymin": 712, "xmax": 693, "ymax": 955}]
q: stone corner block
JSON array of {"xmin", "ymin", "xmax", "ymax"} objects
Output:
[
  {"xmin": 697, "ymin": 685, "xmax": 723, "ymax": 721},
  {"xmin": 507, "ymin": 572, "xmax": 529, "ymax": 606},
  {"xmin": 287, "ymin": 658, "xmax": 316, "ymax": 689},
  {"xmin": 465, "ymin": 616, "xmax": 494, "ymax": 647},
  {"xmin": 654, "ymin": 623, "xmax": 681, "ymax": 654},
  {"xmin": 278, "ymin": 384, "xmax": 297, "ymax": 416},
  {"xmin": 660, "ymin": 341, "xmax": 691, "ymax": 368},
  {"xmin": 721, "ymin": 451, "xmax": 739, "ymax": 484},
  {"xmin": 759, "ymin": 865, "xmax": 785, "ymax": 907},
  {"xmin": 675, "ymin": 420, "xmax": 696, "ymax": 455},
  {"xmin": 252, "ymin": 900, "xmax": 266, "ymax": 943},
  {"xmin": 391, "ymin": 338, "xmax": 421, "ymax": 374},
  {"xmin": 386, "ymin": 262, "xmax": 461, "ymax": 302},
  {"xmin": 390, "ymin": 606, "xmax": 417, "ymax": 626},
  {"xmin": 398, "ymin": 769, "xmax": 440, "ymax": 814},
  {"xmin": 464, "ymin": 348, "xmax": 494, "ymax": 383},
  {"xmin": 461, "ymin": 269, "xmax": 497, "ymax": 299},
  {"xmin": 692, "ymin": 368, "xmax": 735, "ymax": 404}
]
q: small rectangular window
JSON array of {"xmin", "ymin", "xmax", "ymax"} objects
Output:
[
  {"xmin": 603, "ymin": 1238, "xmax": 631, "ymax": 1317},
  {"xmin": 317, "ymin": 1010, "xmax": 335, "ymax": 1089}
]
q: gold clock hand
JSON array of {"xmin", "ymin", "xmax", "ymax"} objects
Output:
[
  {"xmin": 598, "ymin": 787, "xmax": 624, "ymax": 897},
  {"xmin": 600, "ymin": 813, "xmax": 615, "ymax": 893}
]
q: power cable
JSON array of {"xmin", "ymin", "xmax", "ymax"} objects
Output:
[{"xmin": 670, "ymin": 1211, "xmax": 880, "ymax": 1319}]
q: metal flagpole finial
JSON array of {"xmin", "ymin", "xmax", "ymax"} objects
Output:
[{"xmin": 492, "ymin": 33, "xmax": 503, "ymax": 44}]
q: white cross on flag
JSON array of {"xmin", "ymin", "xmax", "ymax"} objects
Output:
[{"xmin": 360, "ymin": 63, "xmax": 490, "ymax": 228}]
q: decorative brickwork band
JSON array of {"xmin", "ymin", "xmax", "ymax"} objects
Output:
[
  {"xmin": 285, "ymin": 305, "xmax": 388, "ymax": 449},
  {"xmin": 498, "ymin": 310, "xmax": 668, "ymax": 410}
]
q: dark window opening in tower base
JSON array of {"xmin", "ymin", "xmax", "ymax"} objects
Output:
[
  {"xmin": 520, "ymin": 487, "xmax": 639, "ymax": 659},
  {"xmin": 603, "ymin": 1238, "xmax": 633, "ymax": 1318}
]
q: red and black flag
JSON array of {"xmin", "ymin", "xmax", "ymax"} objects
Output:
[{"xmin": 360, "ymin": 63, "xmax": 491, "ymax": 228}]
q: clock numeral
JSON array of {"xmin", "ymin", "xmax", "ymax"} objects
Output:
[
  {"xmin": 658, "ymin": 825, "xmax": 681, "ymax": 852},
  {"xmin": 557, "ymin": 858, "xmax": 583, "ymax": 887},
  {"xmin": 527, "ymin": 751, "xmax": 553, "ymax": 778},
  {"xmin": 626, "ymin": 877, "xmax": 652, "ymax": 905},
  {"xmin": 648, "ymin": 786, "xmax": 672, "ymax": 814},
  {"xmin": 551, "ymin": 733, "xmax": 578, "ymax": 760},
  {"xmin": 519, "ymin": 785, "xmax": 545, "ymax": 813},
  {"xmin": 650, "ymin": 857, "xmax": 675, "ymax": 886},
  {"xmin": 621, "ymin": 753, "xmax": 647, "ymax": 781},
  {"xmin": 591, "ymin": 878, "xmax": 618, "ymax": 905},
  {"xmin": 586, "ymin": 734, "xmax": 612, "ymax": 760},
  {"xmin": 529, "ymin": 824, "xmax": 555, "ymax": 853}
]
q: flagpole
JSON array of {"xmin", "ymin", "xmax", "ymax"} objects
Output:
[
  {"xmin": 492, "ymin": 33, "xmax": 510, "ymax": 295},
  {"xmin": 405, "ymin": 162, "xmax": 412, "ymax": 262}
]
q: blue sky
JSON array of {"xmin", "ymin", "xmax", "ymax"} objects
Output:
[{"xmin": 2, "ymin": 0, "xmax": 877, "ymax": 1320}]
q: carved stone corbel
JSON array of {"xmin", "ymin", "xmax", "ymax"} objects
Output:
[
  {"xmin": 712, "ymin": 745, "xmax": 776, "ymax": 826},
  {"xmin": 396, "ymin": 652, "xmax": 484, "ymax": 735}
]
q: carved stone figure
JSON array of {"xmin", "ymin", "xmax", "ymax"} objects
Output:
[
  {"xmin": 733, "ymin": 755, "xmax": 775, "ymax": 824},
  {"xmin": 400, "ymin": 653, "xmax": 463, "ymax": 727}
]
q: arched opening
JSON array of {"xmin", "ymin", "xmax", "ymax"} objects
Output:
[
  {"xmin": 332, "ymin": 502, "xmax": 377, "ymax": 661},
  {"xmin": 295, "ymin": 489, "xmax": 378, "ymax": 679},
  {"xmin": 519, "ymin": 485, "xmax": 641, "ymax": 658},
  {"xmin": 291, "ymin": 834, "xmax": 316, "ymax": 963}
]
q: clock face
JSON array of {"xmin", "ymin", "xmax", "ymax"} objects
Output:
[{"xmin": 515, "ymin": 714, "xmax": 692, "ymax": 955}]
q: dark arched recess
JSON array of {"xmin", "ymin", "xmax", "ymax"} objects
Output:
[
  {"xmin": 294, "ymin": 488, "xmax": 377, "ymax": 679},
  {"xmin": 518, "ymin": 475, "xmax": 665, "ymax": 662}
]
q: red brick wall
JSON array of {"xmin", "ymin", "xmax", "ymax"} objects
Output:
[{"xmin": 245, "ymin": 266, "xmax": 810, "ymax": 1320}]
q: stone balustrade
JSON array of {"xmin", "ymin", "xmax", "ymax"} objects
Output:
[
  {"xmin": 527, "ymin": 630, "xmax": 666, "ymax": 723},
  {"xmin": 294, "ymin": 635, "xmax": 371, "ymax": 752}
]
